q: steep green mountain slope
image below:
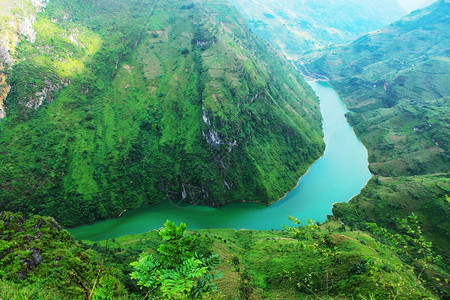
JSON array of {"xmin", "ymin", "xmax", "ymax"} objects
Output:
[
  {"xmin": 306, "ymin": 0, "xmax": 450, "ymax": 274},
  {"xmin": 228, "ymin": 0, "xmax": 406, "ymax": 58},
  {"xmin": 0, "ymin": 212, "xmax": 126, "ymax": 299},
  {"xmin": 0, "ymin": 213, "xmax": 441, "ymax": 299},
  {"xmin": 0, "ymin": 0, "xmax": 324, "ymax": 227}
]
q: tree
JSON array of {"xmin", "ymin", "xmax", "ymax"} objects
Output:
[
  {"xmin": 366, "ymin": 212, "xmax": 442, "ymax": 298},
  {"xmin": 130, "ymin": 220, "xmax": 222, "ymax": 299}
]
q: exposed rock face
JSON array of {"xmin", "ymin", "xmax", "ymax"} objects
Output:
[
  {"xmin": 0, "ymin": 0, "xmax": 49, "ymax": 118},
  {"xmin": 203, "ymin": 129, "xmax": 222, "ymax": 147},
  {"xmin": 0, "ymin": 71, "xmax": 10, "ymax": 118},
  {"xmin": 27, "ymin": 249, "xmax": 44, "ymax": 269},
  {"xmin": 22, "ymin": 79, "xmax": 68, "ymax": 109},
  {"xmin": 31, "ymin": 0, "xmax": 50, "ymax": 9}
]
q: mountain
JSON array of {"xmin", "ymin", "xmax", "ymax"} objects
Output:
[
  {"xmin": 228, "ymin": 0, "xmax": 406, "ymax": 58},
  {"xmin": 306, "ymin": 0, "xmax": 450, "ymax": 280},
  {"xmin": 307, "ymin": 0, "xmax": 449, "ymax": 177},
  {"xmin": 0, "ymin": 0, "xmax": 324, "ymax": 227},
  {"xmin": 397, "ymin": 0, "xmax": 438, "ymax": 12}
]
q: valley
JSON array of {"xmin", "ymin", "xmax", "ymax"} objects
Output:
[
  {"xmin": 0, "ymin": 0, "xmax": 449, "ymax": 299},
  {"xmin": 69, "ymin": 81, "xmax": 371, "ymax": 241},
  {"xmin": 228, "ymin": 0, "xmax": 405, "ymax": 58},
  {"xmin": 306, "ymin": 0, "xmax": 450, "ymax": 269}
]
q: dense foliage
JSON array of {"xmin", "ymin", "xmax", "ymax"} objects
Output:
[
  {"xmin": 0, "ymin": 211, "xmax": 126, "ymax": 299},
  {"xmin": 1, "ymin": 212, "xmax": 445, "ymax": 299},
  {"xmin": 0, "ymin": 0, "xmax": 324, "ymax": 227},
  {"xmin": 333, "ymin": 175, "xmax": 450, "ymax": 263},
  {"xmin": 130, "ymin": 220, "xmax": 222, "ymax": 299}
]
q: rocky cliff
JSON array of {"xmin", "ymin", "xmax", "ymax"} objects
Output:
[{"xmin": 0, "ymin": 0, "xmax": 50, "ymax": 118}]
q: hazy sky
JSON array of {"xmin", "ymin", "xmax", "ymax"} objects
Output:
[{"xmin": 397, "ymin": 0, "xmax": 437, "ymax": 12}]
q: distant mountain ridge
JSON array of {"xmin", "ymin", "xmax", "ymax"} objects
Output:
[
  {"xmin": 228, "ymin": 0, "xmax": 406, "ymax": 58},
  {"xmin": 397, "ymin": 0, "xmax": 438, "ymax": 12}
]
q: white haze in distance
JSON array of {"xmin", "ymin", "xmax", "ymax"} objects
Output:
[{"xmin": 397, "ymin": 0, "xmax": 438, "ymax": 12}]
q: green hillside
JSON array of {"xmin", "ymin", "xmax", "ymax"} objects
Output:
[
  {"xmin": 0, "ymin": 0, "xmax": 49, "ymax": 118},
  {"xmin": 333, "ymin": 175, "xmax": 450, "ymax": 266},
  {"xmin": 1, "ymin": 0, "xmax": 449, "ymax": 299},
  {"xmin": 306, "ymin": 0, "xmax": 450, "ymax": 278},
  {"xmin": 1, "ymin": 213, "xmax": 444, "ymax": 299},
  {"xmin": 0, "ymin": 0, "xmax": 324, "ymax": 227},
  {"xmin": 228, "ymin": 0, "xmax": 405, "ymax": 58}
]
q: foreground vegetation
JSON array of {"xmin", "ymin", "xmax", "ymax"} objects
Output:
[
  {"xmin": 0, "ymin": 0, "xmax": 324, "ymax": 227},
  {"xmin": 333, "ymin": 175, "xmax": 450, "ymax": 265},
  {"xmin": 1, "ymin": 212, "xmax": 446, "ymax": 299}
]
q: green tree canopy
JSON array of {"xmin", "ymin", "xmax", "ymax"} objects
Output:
[{"xmin": 130, "ymin": 220, "xmax": 222, "ymax": 299}]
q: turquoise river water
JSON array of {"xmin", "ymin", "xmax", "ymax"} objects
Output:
[{"xmin": 69, "ymin": 81, "xmax": 372, "ymax": 241}]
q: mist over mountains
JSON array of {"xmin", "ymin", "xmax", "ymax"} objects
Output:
[{"xmin": 229, "ymin": 0, "xmax": 407, "ymax": 58}]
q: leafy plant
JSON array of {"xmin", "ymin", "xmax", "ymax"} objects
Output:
[{"xmin": 130, "ymin": 220, "xmax": 222, "ymax": 299}]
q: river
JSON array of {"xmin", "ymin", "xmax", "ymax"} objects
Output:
[{"xmin": 69, "ymin": 81, "xmax": 372, "ymax": 241}]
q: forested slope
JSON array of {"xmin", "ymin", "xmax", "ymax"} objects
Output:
[{"xmin": 0, "ymin": 0, "xmax": 324, "ymax": 226}]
